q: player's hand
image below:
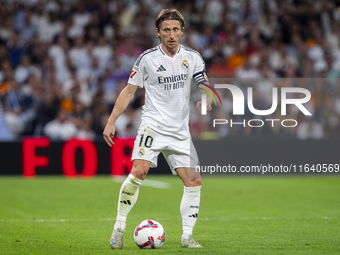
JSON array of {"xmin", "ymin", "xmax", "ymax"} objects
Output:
[
  {"xmin": 196, "ymin": 101, "xmax": 212, "ymax": 112},
  {"xmin": 103, "ymin": 122, "xmax": 115, "ymax": 147}
]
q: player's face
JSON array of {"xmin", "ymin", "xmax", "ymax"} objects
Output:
[{"xmin": 157, "ymin": 20, "xmax": 184, "ymax": 50}]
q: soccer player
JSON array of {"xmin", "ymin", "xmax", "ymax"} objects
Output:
[{"xmin": 103, "ymin": 8, "xmax": 212, "ymax": 249}]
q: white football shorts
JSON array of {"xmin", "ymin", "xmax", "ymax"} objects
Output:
[{"xmin": 131, "ymin": 124, "xmax": 199, "ymax": 175}]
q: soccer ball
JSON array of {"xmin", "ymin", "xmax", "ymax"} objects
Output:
[{"xmin": 134, "ymin": 219, "xmax": 165, "ymax": 249}]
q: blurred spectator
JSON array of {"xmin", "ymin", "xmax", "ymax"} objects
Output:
[
  {"xmin": 114, "ymin": 105, "xmax": 137, "ymax": 137},
  {"xmin": 48, "ymin": 35, "xmax": 71, "ymax": 83},
  {"xmin": 259, "ymin": 3, "xmax": 278, "ymax": 43},
  {"xmin": 19, "ymin": 9, "xmax": 37, "ymax": 43},
  {"xmin": 235, "ymin": 57, "xmax": 261, "ymax": 79},
  {"xmin": 34, "ymin": 90, "xmax": 60, "ymax": 136},
  {"xmin": 44, "ymin": 110, "xmax": 77, "ymax": 140},
  {"xmin": 15, "ymin": 55, "xmax": 34, "ymax": 84},
  {"xmin": 324, "ymin": 112, "xmax": 340, "ymax": 138},
  {"xmin": 0, "ymin": 59, "xmax": 12, "ymax": 84},
  {"xmin": 0, "ymin": 16, "xmax": 14, "ymax": 42},
  {"xmin": 69, "ymin": 35, "xmax": 91, "ymax": 80},
  {"xmin": 227, "ymin": 43, "xmax": 245, "ymax": 69},
  {"xmin": 8, "ymin": 31, "xmax": 24, "ymax": 67},
  {"xmin": 92, "ymin": 36, "xmax": 112, "ymax": 71},
  {"xmin": 37, "ymin": 11, "xmax": 63, "ymax": 43},
  {"xmin": 75, "ymin": 113, "xmax": 95, "ymax": 140},
  {"xmin": 0, "ymin": 105, "xmax": 12, "ymax": 140},
  {"xmin": 209, "ymin": 54, "xmax": 233, "ymax": 77},
  {"xmin": 73, "ymin": 2, "xmax": 91, "ymax": 33},
  {"xmin": 296, "ymin": 117, "xmax": 324, "ymax": 139},
  {"xmin": 0, "ymin": 0, "xmax": 339, "ymax": 141},
  {"xmin": 102, "ymin": 68, "xmax": 117, "ymax": 105},
  {"xmin": 120, "ymin": 122, "xmax": 136, "ymax": 138},
  {"xmin": 1, "ymin": 78, "xmax": 23, "ymax": 135}
]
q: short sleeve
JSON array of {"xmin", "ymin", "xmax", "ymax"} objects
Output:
[
  {"xmin": 192, "ymin": 52, "xmax": 208, "ymax": 86},
  {"xmin": 127, "ymin": 54, "xmax": 146, "ymax": 88}
]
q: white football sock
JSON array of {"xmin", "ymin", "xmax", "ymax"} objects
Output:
[
  {"xmin": 180, "ymin": 186, "xmax": 201, "ymax": 239},
  {"xmin": 114, "ymin": 173, "xmax": 142, "ymax": 230}
]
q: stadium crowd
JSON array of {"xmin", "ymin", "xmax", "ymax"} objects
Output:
[{"xmin": 1, "ymin": 0, "xmax": 340, "ymax": 140}]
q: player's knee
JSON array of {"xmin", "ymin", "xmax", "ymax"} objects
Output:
[
  {"xmin": 185, "ymin": 177, "xmax": 202, "ymax": 187},
  {"xmin": 131, "ymin": 165, "xmax": 148, "ymax": 180},
  {"xmin": 193, "ymin": 178, "xmax": 202, "ymax": 186}
]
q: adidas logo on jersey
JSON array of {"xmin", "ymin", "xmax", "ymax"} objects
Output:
[
  {"xmin": 156, "ymin": 65, "xmax": 166, "ymax": 72},
  {"xmin": 189, "ymin": 213, "xmax": 198, "ymax": 218}
]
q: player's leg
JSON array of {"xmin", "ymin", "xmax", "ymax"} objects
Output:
[
  {"xmin": 176, "ymin": 167, "xmax": 202, "ymax": 248},
  {"xmin": 115, "ymin": 159, "xmax": 150, "ymax": 228},
  {"xmin": 111, "ymin": 124, "xmax": 160, "ymax": 249},
  {"xmin": 110, "ymin": 159, "xmax": 150, "ymax": 249},
  {"xmin": 163, "ymin": 137, "xmax": 202, "ymax": 247}
]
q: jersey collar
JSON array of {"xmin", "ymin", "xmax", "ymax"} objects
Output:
[{"xmin": 158, "ymin": 44, "xmax": 181, "ymax": 57}]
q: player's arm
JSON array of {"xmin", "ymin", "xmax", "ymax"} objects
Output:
[
  {"xmin": 103, "ymin": 84, "xmax": 138, "ymax": 147},
  {"xmin": 193, "ymin": 52, "xmax": 213, "ymax": 112},
  {"xmin": 196, "ymin": 83, "xmax": 213, "ymax": 112}
]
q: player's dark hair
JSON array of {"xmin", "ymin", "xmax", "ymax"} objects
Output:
[{"xmin": 155, "ymin": 8, "xmax": 185, "ymax": 30}]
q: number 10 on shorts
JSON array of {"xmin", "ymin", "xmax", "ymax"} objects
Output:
[{"xmin": 139, "ymin": 134, "xmax": 153, "ymax": 148}]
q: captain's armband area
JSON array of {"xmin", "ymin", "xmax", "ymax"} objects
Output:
[{"xmin": 193, "ymin": 70, "xmax": 208, "ymax": 86}]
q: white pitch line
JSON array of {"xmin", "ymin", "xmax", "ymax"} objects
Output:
[
  {"xmin": 199, "ymin": 216, "xmax": 340, "ymax": 221},
  {"xmin": 0, "ymin": 218, "xmax": 116, "ymax": 223},
  {"xmin": 113, "ymin": 178, "xmax": 170, "ymax": 189},
  {"xmin": 1, "ymin": 216, "xmax": 338, "ymax": 223},
  {"xmin": 142, "ymin": 179, "xmax": 170, "ymax": 189}
]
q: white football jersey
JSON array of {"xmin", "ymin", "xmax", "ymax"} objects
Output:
[{"xmin": 128, "ymin": 44, "xmax": 206, "ymax": 140}]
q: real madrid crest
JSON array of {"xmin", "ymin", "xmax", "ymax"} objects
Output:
[
  {"xmin": 182, "ymin": 60, "xmax": 189, "ymax": 69},
  {"xmin": 138, "ymin": 148, "xmax": 145, "ymax": 156},
  {"xmin": 203, "ymin": 72, "xmax": 208, "ymax": 81}
]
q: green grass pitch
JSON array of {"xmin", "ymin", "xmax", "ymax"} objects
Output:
[{"xmin": 0, "ymin": 176, "xmax": 339, "ymax": 254}]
